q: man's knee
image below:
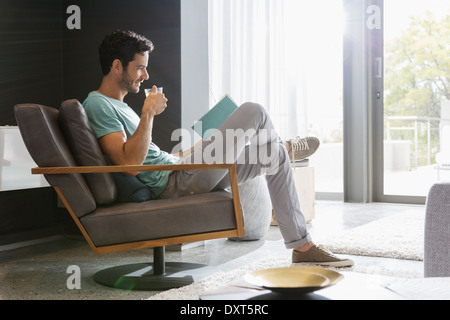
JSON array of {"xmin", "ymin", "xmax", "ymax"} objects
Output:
[
  {"xmin": 240, "ymin": 102, "xmax": 266, "ymax": 114},
  {"xmin": 239, "ymin": 102, "xmax": 268, "ymax": 123}
]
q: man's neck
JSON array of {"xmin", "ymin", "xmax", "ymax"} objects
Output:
[{"xmin": 97, "ymin": 77, "xmax": 127, "ymax": 102}]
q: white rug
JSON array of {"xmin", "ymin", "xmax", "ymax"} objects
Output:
[{"xmin": 320, "ymin": 212, "xmax": 424, "ymax": 261}]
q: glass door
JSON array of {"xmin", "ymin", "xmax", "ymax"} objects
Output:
[{"xmin": 380, "ymin": 0, "xmax": 450, "ymax": 201}]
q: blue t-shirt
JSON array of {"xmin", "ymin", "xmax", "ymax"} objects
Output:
[{"xmin": 82, "ymin": 91, "xmax": 179, "ymax": 198}]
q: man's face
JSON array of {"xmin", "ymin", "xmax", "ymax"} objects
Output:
[{"xmin": 119, "ymin": 52, "xmax": 149, "ymax": 93}]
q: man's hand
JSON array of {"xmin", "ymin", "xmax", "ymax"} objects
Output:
[{"xmin": 143, "ymin": 85, "xmax": 168, "ymax": 117}]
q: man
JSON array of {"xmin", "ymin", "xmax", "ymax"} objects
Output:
[{"xmin": 83, "ymin": 30, "xmax": 353, "ymax": 267}]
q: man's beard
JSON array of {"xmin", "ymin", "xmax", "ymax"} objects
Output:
[{"xmin": 120, "ymin": 71, "xmax": 140, "ymax": 93}]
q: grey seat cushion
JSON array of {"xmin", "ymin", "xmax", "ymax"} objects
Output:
[{"xmin": 81, "ymin": 191, "xmax": 237, "ymax": 246}]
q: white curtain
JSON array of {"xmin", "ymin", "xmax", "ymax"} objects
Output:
[{"xmin": 208, "ymin": 0, "xmax": 343, "ymax": 141}]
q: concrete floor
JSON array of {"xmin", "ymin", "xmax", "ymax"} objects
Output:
[{"xmin": 0, "ymin": 200, "xmax": 425, "ymax": 300}]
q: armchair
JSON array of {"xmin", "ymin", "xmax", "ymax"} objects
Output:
[{"xmin": 14, "ymin": 100, "xmax": 244, "ymax": 290}]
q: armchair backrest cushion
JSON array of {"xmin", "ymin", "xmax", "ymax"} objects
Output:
[
  {"xmin": 58, "ymin": 99, "xmax": 117, "ymax": 204},
  {"xmin": 14, "ymin": 103, "xmax": 96, "ymax": 217},
  {"xmin": 59, "ymin": 99, "xmax": 151, "ymax": 203}
]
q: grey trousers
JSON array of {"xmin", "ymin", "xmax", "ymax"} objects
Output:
[{"xmin": 158, "ymin": 102, "xmax": 312, "ymax": 249}]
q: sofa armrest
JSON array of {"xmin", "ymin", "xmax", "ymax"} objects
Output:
[{"xmin": 425, "ymin": 182, "xmax": 450, "ymax": 277}]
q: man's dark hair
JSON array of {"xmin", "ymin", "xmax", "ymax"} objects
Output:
[{"xmin": 98, "ymin": 30, "xmax": 154, "ymax": 75}]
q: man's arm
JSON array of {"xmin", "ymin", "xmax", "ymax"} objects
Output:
[{"xmin": 98, "ymin": 86, "xmax": 168, "ymax": 176}]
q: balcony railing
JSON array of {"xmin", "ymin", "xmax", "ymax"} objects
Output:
[
  {"xmin": 385, "ymin": 116, "xmax": 442, "ymax": 168},
  {"xmin": 385, "ymin": 116, "xmax": 443, "ymax": 169}
]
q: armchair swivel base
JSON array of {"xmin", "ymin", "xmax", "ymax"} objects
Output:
[{"xmin": 94, "ymin": 247, "xmax": 205, "ymax": 291}]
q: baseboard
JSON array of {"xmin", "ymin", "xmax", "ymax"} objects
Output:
[
  {"xmin": 0, "ymin": 235, "xmax": 63, "ymax": 252},
  {"xmin": 0, "ymin": 224, "xmax": 64, "ymax": 251}
]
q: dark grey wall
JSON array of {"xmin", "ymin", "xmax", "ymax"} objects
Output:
[
  {"xmin": 0, "ymin": 0, "xmax": 65, "ymax": 245},
  {"xmin": 0, "ymin": 0, "xmax": 64, "ymax": 125}
]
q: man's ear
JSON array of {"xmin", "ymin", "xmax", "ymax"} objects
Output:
[{"xmin": 112, "ymin": 59, "xmax": 123, "ymax": 75}]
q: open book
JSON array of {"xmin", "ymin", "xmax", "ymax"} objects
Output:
[{"xmin": 192, "ymin": 95, "xmax": 238, "ymax": 139}]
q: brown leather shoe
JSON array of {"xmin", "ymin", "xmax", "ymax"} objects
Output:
[{"xmin": 292, "ymin": 245, "xmax": 354, "ymax": 268}]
